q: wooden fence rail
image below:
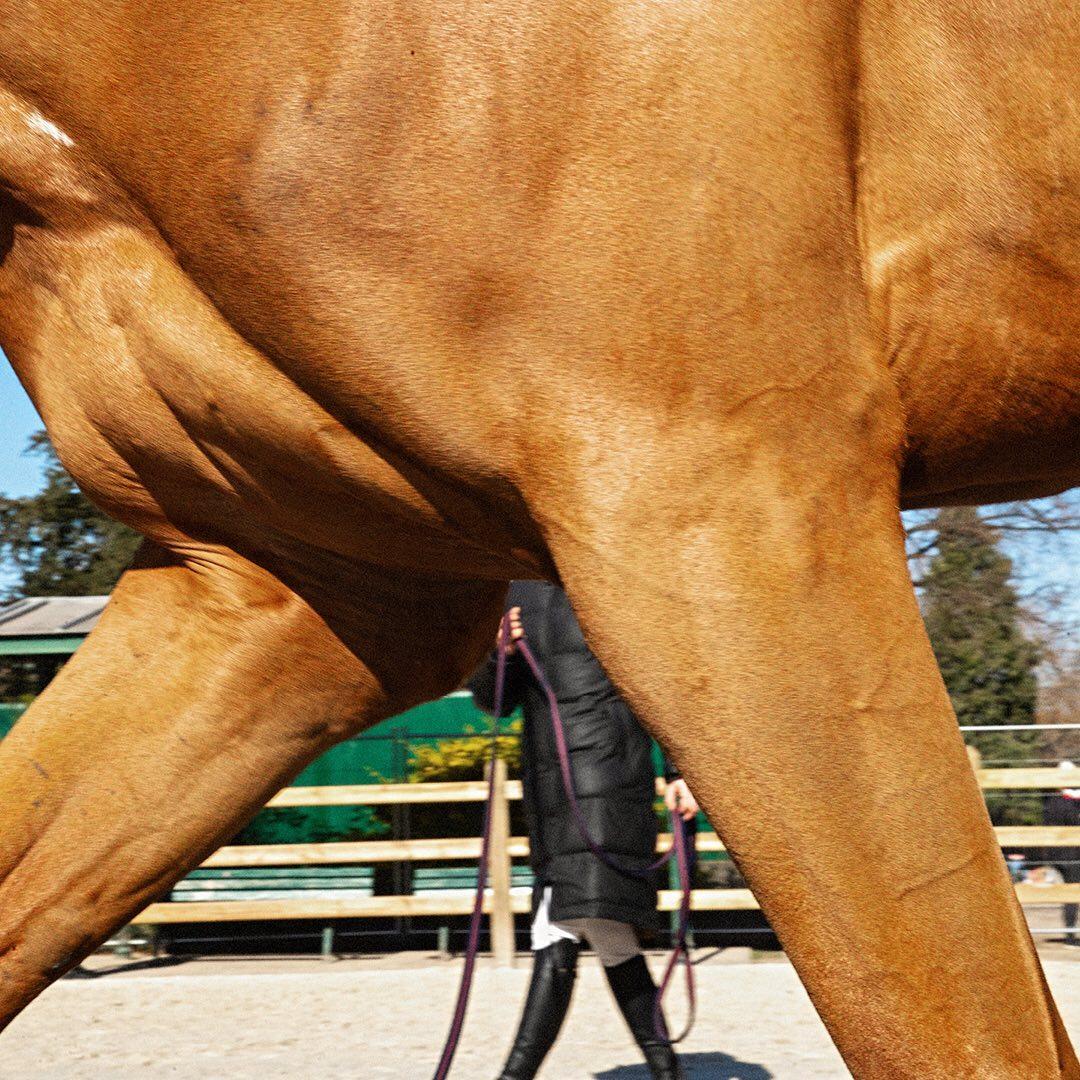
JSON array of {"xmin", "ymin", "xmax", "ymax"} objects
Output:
[
  {"xmin": 267, "ymin": 779, "xmax": 524, "ymax": 807},
  {"xmin": 262, "ymin": 769, "xmax": 1078, "ymax": 808},
  {"xmin": 132, "ymin": 766, "xmax": 1080, "ymax": 964},
  {"xmin": 201, "ymin": 824, "xmax": 1080, "ymax": 871}
]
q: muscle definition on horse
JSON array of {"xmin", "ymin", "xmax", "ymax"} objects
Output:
[{"xmin": 0, "ymin": 2, "xmax": 1077, "ymax": 1076}]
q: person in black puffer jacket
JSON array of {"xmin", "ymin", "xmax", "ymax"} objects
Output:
[{"xmin": 469, "ymin": 580, "xmax": 697, "ymax": 1080}]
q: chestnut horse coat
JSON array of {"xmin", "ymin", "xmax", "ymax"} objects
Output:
[{"xmin": 0, "ymin": 2, "xmax": 1077, "ymax": 1075}]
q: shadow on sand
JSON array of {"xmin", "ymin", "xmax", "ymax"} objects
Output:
[
  {"xmin": 62, "ymin": 956, "xmax": 189, "ymax": 979},
  {"xmin": 594, "ymin": 1052, "xmax": 773, "ymax": 1079}
]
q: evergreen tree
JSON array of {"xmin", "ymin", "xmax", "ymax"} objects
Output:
[
  {"xmin": 921, "ymin": 507, "xmax": 1041, "ymax": 824},
  {"xmin": 0, "ymin": 431, "xmax": 140, "ymax": 599}
]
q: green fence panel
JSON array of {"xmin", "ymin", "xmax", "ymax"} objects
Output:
[
  {"xmin": 0, "ymin": 704, "xmax": 27, "ymax": 738},
  {"xmin": 239, "ymin": 691, "xmax": 514, "ymax": 844},
  {"xmin": 0, "ymin": 693, "xmax": 694, "ymax": 845}
]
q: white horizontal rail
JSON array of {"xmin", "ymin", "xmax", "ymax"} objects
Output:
[{"xmin": 960, "ymin": 724, "xmax": 1080, "ymax": 733}]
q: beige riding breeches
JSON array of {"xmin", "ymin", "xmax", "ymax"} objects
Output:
[{"xmin": 530, "ymin": 887, "xmax": 642, "ymax": 968}]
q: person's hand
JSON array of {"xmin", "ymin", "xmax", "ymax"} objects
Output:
[
  {"xmin": 664, "ymin": 778, "xmax": 699, "ymax": 822},
  {"xmin": 497, "ymin": 606, "xmax": 524, "ymax": 654}
]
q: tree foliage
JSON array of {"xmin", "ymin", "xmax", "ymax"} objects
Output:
[
  {"xmin": 236, "ymin": 805, "xmax": 389, "ymax": 846},
  {"xmin": 0, "ymin": 431, "xmax": 140, "ymax": 599},
  {"xmin": 920, "ymin": 507, "xmax": 1043, "ymax": 823},
  {"xmin": 406, "ymin": 725, "xmax": 522, "ymax": 783},
  {"xmin": 906, "ymin": 495, "xmax": 1078, "ymax": 658},
  {"xmin": 384, "ymin": 723, "xmax": 526, "ymax": 840}
]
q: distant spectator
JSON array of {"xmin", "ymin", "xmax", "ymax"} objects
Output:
[{"xmin": 1044, "ymin": 763, "xmax": 1080, "ymax": 945}]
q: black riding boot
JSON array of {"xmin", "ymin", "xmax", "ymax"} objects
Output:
[
  {"xmin": 497, "ymin": 939, "xmax": 579, "ymax": 1080},
  {"xmin": 604, "ymin": 955, "xmax": 686, "ymax": 1080}
]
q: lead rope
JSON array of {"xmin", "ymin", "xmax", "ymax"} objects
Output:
[
  {"xmin": 653, "ymin": 810, "xmax": 696, "ymax": 1044},
  {"xmin": 432, "ymin": 616, "xmax": 511, "ymax": 1080},
  {"xmin": 434, "ymin": 620, "xmax": 695, "ymax": 1079}
]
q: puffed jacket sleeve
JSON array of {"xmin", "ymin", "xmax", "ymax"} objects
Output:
[{"xmin": 467, "ymin": 646, "xmax": 527, "ymax": 718}]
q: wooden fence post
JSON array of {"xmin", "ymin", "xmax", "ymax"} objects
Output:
[{"xmin": 488, "ymin": 756, "xmax": 516, "ymax": 967}]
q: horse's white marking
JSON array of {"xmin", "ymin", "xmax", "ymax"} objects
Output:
[
  {"xmin": 27, "ymin": 112, "xmax": 74, "ymax": 147},
  {"xmin": 867, "ymin": 235, "xmax": 916, "ymax": 284}
]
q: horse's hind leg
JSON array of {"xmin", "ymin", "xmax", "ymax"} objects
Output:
[{"xmin": 0, "ymin": 541, "xmax": 501, "ymax": 1028}]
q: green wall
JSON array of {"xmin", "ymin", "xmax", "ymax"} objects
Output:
[
  {"xmin": 0, "ymin": 694, "xmax": 514, "ymax": 844},
  {"xmin": 0, "ymin": 687, "xmax": 689, "ymax": 847},
  {"xmin": 245, "ymin": 692, "xmax": 513, "ymax": 842},
  {"xmin": 0, "ymin": 703, "xmax": 26, "ymax": 737},
  {"xmin": 0, "ymin": 694, "xmax": 504, "ymax": 775}
]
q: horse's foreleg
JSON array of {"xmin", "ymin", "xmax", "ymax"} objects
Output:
[
  {"xmin": 547, "ymin": 413, "xmax": 1077, "ymax": 1077},
  {"xmin": 0, "ymin": 542, "xmax": 501, "ymax": 1027}
]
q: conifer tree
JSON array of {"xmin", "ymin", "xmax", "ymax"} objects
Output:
[
  {"xmin": 0, "ymin": 431, "xmax": 140, "ymax": 599},
  {"xmin": 0, "ymin": 432, "xmax": 140, "ymax": 699},
  {"xmin": 921, "ymin": 507, "xmax": 1041, "ymax": 824}
]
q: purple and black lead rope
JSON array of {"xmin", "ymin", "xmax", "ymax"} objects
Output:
[
  {"xmin": 432, "ymin": 616, "xmax": 510, "ymax": 1080},
  {"xmin": 653, "ymin": 810, "xmax": 696, "ymax": 1044},
  {"xmin": 434, "ymin": 619, "xmax": 695, "ymax": 1078}
]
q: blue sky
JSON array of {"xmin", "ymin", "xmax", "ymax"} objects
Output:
[
  {"xmin": 0, "ymin": 356, "xmax": 47, "ymax": 498},
  {"xmin": 1, "ymin": 348, "xmax": 1076, "ymax": 634}
]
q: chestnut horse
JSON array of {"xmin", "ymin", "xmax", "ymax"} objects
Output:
[{"xmin": 0, "ymin": 2, "xmax": 1076, "ymax": 1075}]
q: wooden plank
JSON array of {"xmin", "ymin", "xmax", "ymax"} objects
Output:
[
  {"xmin": 203, "ymin": 838, "xmax": 530, "ymax": 867},
  {"xmin": 259, "ymin": 768, "xmax": 1074, "ymax": 814},
  {"xmin": 657, "ymin": 832, "xmax": 725, "ymax": 853},
  {"xmin": 132, "ymin": 893, "xmax": 534, "ymax": 924},
  {"xmin": 979, "ymin": 768, "xmax": 1080, "ymax": 790},
  {"xmin": 205, "ymin": 835, "xmax": 704, "ymax": 868},
  {"xmin": 660, "ymin": 827, "xmax": 1080, "ymax": 853},
  {"xmin": 255, "ymin": 768, "xmax": 1075, "ymax": 816},
  {"xmin": 487, "ymin": 758, "xmax": 516, "ymax": 968},
  {"xmin": 267, "ymin": 781, "xmax": 523, "ymax": 808},
  {"xmin": 1016, "ymin": 884, "xmax": 1080, "ymax": 904},
  {"xmin": 134, "ymin": 881, "xmax": 1080, "ymax": 926},
  {"xmin": 659, "ymin": 889, "xmax": 761, "ymax": 911},
  {"xmin": 136, "ymin": 889, "xmax": 765, "ymax": 924},
  {"xmin": 994, "ymin": 827, "xmax": 1080, "ymax": 847},
  {"xmin": 661, "ymin": 885, "xmax": 1080, "ymax": 912},
  {"xmin": 199, "ymin": 825, "xmax": 1080, "ymax": 875}
]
